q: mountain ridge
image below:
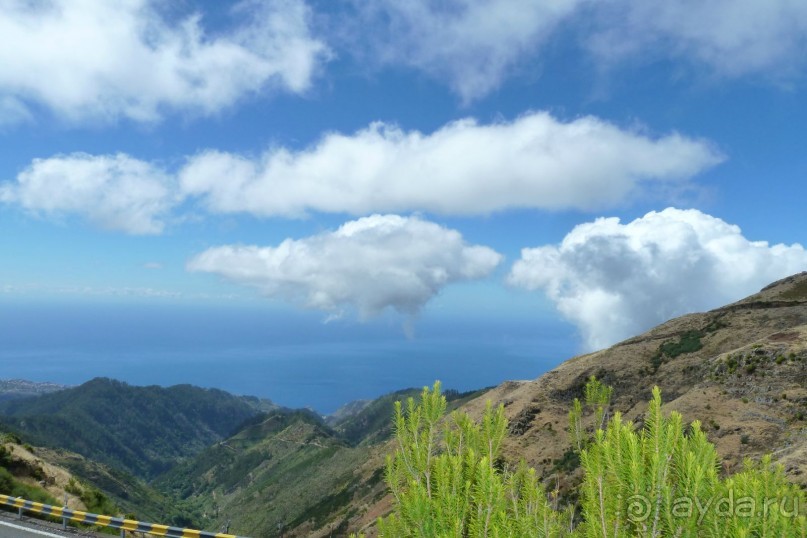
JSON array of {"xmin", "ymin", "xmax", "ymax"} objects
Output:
[
  {"xmin": 3, "ymin": 272, "xmax": 807, "ymax": 536},
  {"xmin": 0, "ymin": 378, "xmax": 264, "ymax": 479},
  {"xmin": 316, "ymin": 272, "xmax": 807, "ymax": 536}
]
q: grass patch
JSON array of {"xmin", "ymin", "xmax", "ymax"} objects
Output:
[
  {"xmin": 650, "ymin": 330, "xmax": 704, "ymax": 371},
  {"xmin": 779, "ymin": 280, "xmax": 807, "ymax": 300},
  {"xmin": 288, "ymin": 486, "xmax": 353, "ymax": 529}
]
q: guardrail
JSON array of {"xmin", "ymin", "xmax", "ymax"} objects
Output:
[{"xmin": 0, "ymin": 494, "xmax": 247, "ymax": 538}]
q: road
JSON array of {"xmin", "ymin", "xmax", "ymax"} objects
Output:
[
  {"xmin": 0, "ymin": 519, "xmax": 70, "ymax": 537},
  {"xmin": 0, "ymin": 513, "xmax": 106, "ymax": 538}
]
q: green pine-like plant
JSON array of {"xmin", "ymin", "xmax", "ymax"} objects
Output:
[
  {"xmin": 355, "ymin": 380, "xmax": 806, "ymax": 537},
  {"xmin": 578, "ymin": 386, "xmax": 806, "ymax": 537},
  {"xmin": 376, "ymin": 382, "xmax": 571, "ymax": 537}
]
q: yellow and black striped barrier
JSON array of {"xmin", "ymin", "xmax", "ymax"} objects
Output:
[{"xmin": 0, "ymin": 493, "xmax": 247, "ymax": 538}]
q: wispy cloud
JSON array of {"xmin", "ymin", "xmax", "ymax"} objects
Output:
[
  {"xmin": 588, "ymin": 0, "xmax": 807, "ymax": 80},
  {"xmin": 0, "ymin": 283, "xmax": 182, "ymax": 299},
  {"xmin": 341, "ymin": 0, "xmax": 807, "ymax": 101},
  {"xmin": 341, "ymin": 0, "xmax": 584, "ymax": 103}
]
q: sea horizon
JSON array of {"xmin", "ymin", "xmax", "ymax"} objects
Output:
[{"xmin": 0, "ymin": 301, "xmax": 578, "ymax": 413}]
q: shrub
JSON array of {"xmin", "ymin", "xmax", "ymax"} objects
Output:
[
  {"xmin": 0, "ymin": 467, "xmax": 14, "ymax": 493},
  {"xmin": 359, "ymin": 381, "xmax": 807, "ymax": 537},
  {"xmin": 377, "ymin": 382, "xmax": 572, "ymax": 536},
  {"xmin": 0, "ymin": 445, "xmax": 11, "ymax": 467}
]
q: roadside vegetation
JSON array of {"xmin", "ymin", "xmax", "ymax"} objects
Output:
[
  {"xmin": 0, "ymin": 435, "xmax": 58, "ymax": 505},
  {"xmin": 359, "ymin": 380, "xmax": 807, "ymax": 537}
]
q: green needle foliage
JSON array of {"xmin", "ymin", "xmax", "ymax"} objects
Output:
[
  {"xmin": 358, "ymin": 380, "xmax": 806, "ymax": 537},
  {"xmin": 570, "ymin": 376, "xmax": 613, "ymax": 452},
  {"xmin": 377, "ymin": 382, "xmax": 571, "ymax": 537},
  {"xmin": 578, "ymin": 387, "xmax": 806, "ymax": 537}
]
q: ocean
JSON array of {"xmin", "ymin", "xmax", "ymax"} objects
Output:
[{"xmin": 0, "ymin": 301, "xmax": 578, "ymax": 413}]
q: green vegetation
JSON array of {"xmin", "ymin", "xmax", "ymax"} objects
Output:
[
  {"xmin": 332, "ymin": 388, "xmax": 490, "ymax": 447},
  {"xmin": 332, "ymin": 389, "xmax": 422, "ymax": 446},
  {"xmin": 65, "ymin": 477, "xmax": 118, "ymax": 515},
  {"xmin": 713, "ymin": 348, "xmax": 804, "ymax": 382},
  {"xmin": 778, "ymin": 280, "xmax": 807, "ymax": 300},
  {"xmin": 0, "ymin": 378, "xmax": 261, "ymax": 479},
  {"xmin": 0, "ymin": 467, "xmax": 58, "ymax": 505},
  {"xmin": 650, "ymin": 330, "xmax": 704, "ymax": 371},
  {"xmin": 569, "ymin": 375, "xmax": 612, "ymax": 452},
  {"xmin": 0, "ymin": 442, "xmax": 59, "ymax": 512},
  {"xmin": 157, "ymin": 407, "xmax": 376, "ymax": 535},
  {"xmin": 376, "ymin": 382, "xmax": 571, "ymax": 537},
  {"xmin": 364, "ymin": 380, "xmax": 807, "ymax": 537}
]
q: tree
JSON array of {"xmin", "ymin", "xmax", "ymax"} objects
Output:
[
  {"xmin": 377, "ymin": 382, "xmax": 571, "ymax": 537},
  {"xmin": 577, "ymin": 387, "xmax": 806, "ymax": 537},
  {"xmin": 359, "ymin": 381, "xmax": 806, "ymax": 537}
]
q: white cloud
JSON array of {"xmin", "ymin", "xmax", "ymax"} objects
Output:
[
  {"xmin": 187, "ymin": 214, "xmax": 502, "ymax": 319},
  {"xmin": 180, "ymin": 112, "xmax": 722, "ymax": 217},
  {"xmin": 344, "ymin": 1, "xmax": 807, "ymax": 101},
  {"xmin": 589, "ymin": 0, "xmax": 807, "ymax": 79},
  {"xmin": 0, "ymin": 153, "xmax": 174, "ymax": 234},
  {"xmin": 0, "ymin": 0, "xmax": 328, "ymax": 123},
  {"xmin": 0, "ymin": 113, "xmax": 721, "ymax": 233},
  {"xmin": 508, "ymin": 208, "xmax": 807, "ymax": 351},
  {"xmin": 345, "ymin": 0, "xmax": 584, "ymax": 102}
]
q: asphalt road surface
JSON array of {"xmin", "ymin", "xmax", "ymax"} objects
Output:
[{"xmin": 0, "ymin": 512, "xmax": 107, "ymax": 538}]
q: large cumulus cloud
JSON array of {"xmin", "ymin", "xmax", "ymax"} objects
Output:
[
  {"xmin": 508, "ymin": 208, "xmax": 807, "ymax": 351},
  {"xmin": 187, "ymin": 215, "xmax": 502, "ymax": 320}
]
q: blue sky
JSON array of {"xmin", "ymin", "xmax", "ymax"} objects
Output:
[{"xmin": 1, "ymin": 1, "xmax": 806, "ymax": 399}]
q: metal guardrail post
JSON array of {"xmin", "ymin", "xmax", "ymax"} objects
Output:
[
  {"xmin": 18, "ymin": 505, "xmax": 22, "ymax": 520},
  {"xmin": 63, "ymin": 493, "xmax": 67, "ymax": 530}
]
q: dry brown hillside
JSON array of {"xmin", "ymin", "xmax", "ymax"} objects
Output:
[{"xmin": 309, "ymin": 272, "xmax": 807, "ymax": 537}]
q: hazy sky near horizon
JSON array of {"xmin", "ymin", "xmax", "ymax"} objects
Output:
[{"xmin": 2, "ymin": 0, "xmax": 807, "ymax": 358}]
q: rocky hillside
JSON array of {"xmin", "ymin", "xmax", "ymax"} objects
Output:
[{"xmin": 307, "ymin": 272, "xmax": 807, "ymax": 536}]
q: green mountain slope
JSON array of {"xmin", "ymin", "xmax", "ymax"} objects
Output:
[
  {"xmin": 0, "ymin": 378, "xmax": 262, "ymax": 479},
  {"xmin": 156, "ymin": 387, "xmax": 491, "ymax": 537},
  {"xmin": 15, "ymin": 268, "xmax": 806, "ymax": 537},
  {"xmin": 324, "ymin": 272, "xmax": 807, "ymax": 536},
  {"xmin": 329, "ymin": 388, "xmax": 420, "ymax": 446},
  {"xmin": 155, "ymin": 408, "xmax": 374, "ymax": 536}
]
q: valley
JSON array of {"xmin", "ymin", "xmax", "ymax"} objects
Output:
[{"xmin": 2, "ymin": 273, "xmax": 806, "ymax": 536}]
